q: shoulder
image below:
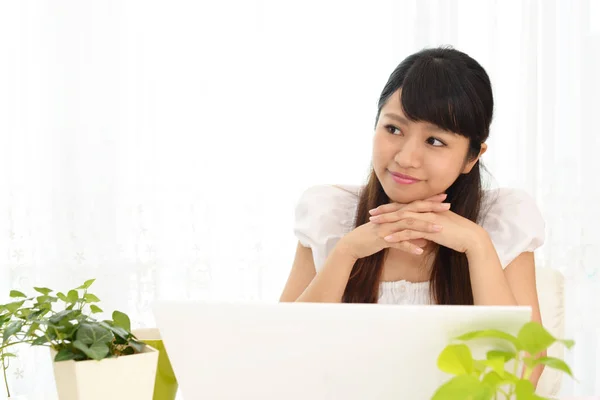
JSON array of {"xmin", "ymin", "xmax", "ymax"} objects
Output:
[
  {"xmin": 480, "ymin": 188, "xmax": 545, "ymax": 268},
  {"xmin": 293, "ymin": 184, "xmax": 362, "ymax": 249}
]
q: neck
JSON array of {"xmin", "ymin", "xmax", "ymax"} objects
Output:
[{"xmin": 381, "ymin": 246, "xmax": 436, "ymax": 283}]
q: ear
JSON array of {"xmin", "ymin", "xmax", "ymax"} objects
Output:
[{"xmin": 462, "ymin": 143, "xmax": 487, "ymax": 174}]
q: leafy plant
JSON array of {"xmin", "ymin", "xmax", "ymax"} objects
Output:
[
  {"xmin": 0, "ymin": 279, "xmax": 144, "ymax": 398},
  {"xmin": 432, "ymin": 321, "xmax": 575, "ymax": 400}
]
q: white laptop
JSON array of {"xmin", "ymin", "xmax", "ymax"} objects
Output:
[{"xmin": 153, "ymin": 302, "xmax": 530, "ymax": 400}]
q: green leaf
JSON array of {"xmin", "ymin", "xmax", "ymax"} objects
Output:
[
  {"xmin": 15, "ymin": 308, "xmax": 31, "ymax": 319},
  {"xmin": 487, "ymin": 350, "xmax": 516, "ymax": 362},
  {"xmin": 432, "ymin": 375, "xmax": 494, "ymax": 400},
  {"xmin": 26, "ymin": 322, "xmax": 40, "ymax": 336},
  {"xmin": 9, "ymin": 290, "xmax": 27, "ymax": 298},
  {"xmin": 76, "ymin": 323, "xmax": 113, "ymax": 345},
  {"xmin": 500, "ymin": 371, "xmax": 520, "ymax": 383},
  {"xmin": 120, "ymin": 346, "xmax": 135, "ymax": 356},
  {"xmin": 517, "ymin": 322, "xmax": 556, "ymax": 356},
  {"xmin": 456, "ymin": 329, "xmax": 522, "ymax": 350},
  {"xmin": 67, "ymin": 290, "xmax": 78, "ymax": 304},
  {"xmin": 90, "ymin": 305, "xmax": 103, "ymax": 314},
  {"xmin": 49, "ymin": 309, "xmax": 82, "ymax": 325},
  {"xmin": 3, "ymin": 321, "xmax": 23, "ymax": 343},
  {"xmin": 481, "ymin": 371, "xmax": 503, "ymax": 388},
  {"xmin": 46, "ymin": 326, "xmax": 58, "ymax": 341},
  {"xmin": 83, "ymin": 293, "xmax": 101, "ymax": 303},
  {"xmin": 515, "ymin": 379, "xmax": 545, "ymax": 400},
  {"xmin": 112, "ymin": 311, "xmax": 131, "ymax": 332},
  {"xmin": 532, "ymin": 356, "xmax": 574, "ymax": 378},
  {"xmin": 98, "ymin": 321, "xmax": 129, "ymax": 342},
  {"xmin": 482, "ymin": 357, "xmax": 506, "ymax": 377},
  {"xmin": 558, "ymin": 339, "xmax": 575, "ymax": 349},
  {"xmin": 473, "ymin": 360, "xmax": 487, "ymax": 374},
  {"xmin": 73, "ymin": 340, "xmax": 110, "ymax": 360},
  {"xmin": 129, "ymin": 339, "xmax": 145, "ymax": 353},
  {"xmin": 4, "ymin": 300, "xmax": 25, "ymax": 313},
  {"xmin": 56, "ymin": 292, "xmax": 68, "ymax": 302},
  {"xmin": 36, "ymin": 295, "xmax": 51, "ymax": 304},
  {"xmin": 437, "ymin": 344, "xmax": 474, "ymax": 375},
  {"xmin": 1, "ymin": 353, "xmax": 17, "ymax": 358},
  {"xmin": 77, "ymin": 279, "xmax": 96, "ymax": 290},
  {"xmin": 32, "ymin": 335, "xmax": 49, "ymax": 345},
  {"xmin": 55, "ymin": 321, "xmax": 76, "ymax": 338},
  {"xmin": 34, "ymin": 287, "xmax": 53, "ymax": 295},
  {"xmin": 54, "ymin": 348, "xmax": 78, "ymax": 362}
]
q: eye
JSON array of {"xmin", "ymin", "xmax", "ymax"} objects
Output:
[
  {"xmin": 426, "ymin": 137, "xmax": 446, "ymax": 147},
  {"xmin": 385, "ymin": 125, "xmax": 402, "ymax": 136}
]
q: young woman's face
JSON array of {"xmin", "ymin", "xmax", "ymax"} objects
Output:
[{"xmin": 372, "ymin": 89, "xmax": 485, "ymax": 204}]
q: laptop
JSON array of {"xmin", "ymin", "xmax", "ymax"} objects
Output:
[{"xmin": 153, "ymin": 302, "xmax": 530, "ymax": 400}]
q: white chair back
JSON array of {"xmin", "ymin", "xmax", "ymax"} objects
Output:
[{"xmin": 535, "ymin": 266, "xmax": 565, "ymax": 397}]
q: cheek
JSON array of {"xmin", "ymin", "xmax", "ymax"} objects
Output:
[
  {"xmin": 425, "ymin": 153, "xmax": 465, "ymax": 184},
  {"xmin": 372, "ymin": 134, "xmax": 391, "ymax": 166}
]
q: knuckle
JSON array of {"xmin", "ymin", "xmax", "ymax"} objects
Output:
[
  {"xmin": 405, "ymin": 218, "xmax": 415, "ymax": 226},
  {"xmin": 425, "ymin": 212, "xmax": 437, "ymax": 222}
]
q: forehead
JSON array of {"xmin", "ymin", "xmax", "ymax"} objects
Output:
[{"xmin": 381, "ymin": 89, "xmax": 404, "ymax": 112}]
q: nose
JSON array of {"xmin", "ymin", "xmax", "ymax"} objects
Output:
[{"xmin": 393, "ymin": 136, "xmax": 423, "ymax": 169}]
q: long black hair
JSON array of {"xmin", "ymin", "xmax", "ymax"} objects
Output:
[{"xmin": 343, "ymin": 47, "xmax": 494, "ymax": 305}]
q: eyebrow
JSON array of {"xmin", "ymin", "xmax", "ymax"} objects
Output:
[{"xmin": 383, "ymin": 112, "xmax": 447, "ymax": 134}]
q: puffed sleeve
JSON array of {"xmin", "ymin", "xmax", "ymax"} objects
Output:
[
  {"xmin": 481, "ymin": 188, "xmax": 546, "ymax": 268},
  {"xmin": 293, "ymin": 185, "xmax": 360, "ymax": 271}
]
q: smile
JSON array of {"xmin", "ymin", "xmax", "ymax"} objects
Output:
[{"xmin": 388, "ymin": 170, "xmax": 421, "ymax": 184}]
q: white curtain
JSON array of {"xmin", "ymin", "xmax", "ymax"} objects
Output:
[{"xmin": 0, "ymin": 0, "xmax": 598, "ymax": 398}]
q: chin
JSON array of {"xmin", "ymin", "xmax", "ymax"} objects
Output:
[{"xmin": 381, "ymin": 182, "xmax": 428, "ymax": 204}]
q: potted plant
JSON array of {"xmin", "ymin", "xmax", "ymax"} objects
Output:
[
  {"xmin": 0, "ymin": 300, "xmax": 26, "ymax": 400},
  {"xmin": 432, "ymin": 321, "xmax": 575, "ymax": 400},
  {"xmin": 0, "ymin": 279, "xmax": 159, "ymax": 400}
]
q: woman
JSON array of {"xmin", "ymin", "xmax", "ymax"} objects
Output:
[{"xmin": 280, "ymin": 47, "xmax": 546, "ymax": 385}]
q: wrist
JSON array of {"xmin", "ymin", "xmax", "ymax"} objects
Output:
[
  {"xmin": 464, "ymin": 226, "xmax": 494, "ymax": 258},
  {"xmin": 334, "ymin": 239, "xmax": 359, "ymax": 263}
]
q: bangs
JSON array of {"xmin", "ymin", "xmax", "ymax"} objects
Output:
[{"xmin": 399, "ymin": 57, "xmax": 488, "ymax": 140}]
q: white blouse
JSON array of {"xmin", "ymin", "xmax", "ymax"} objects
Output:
[{"xmin": 293, "ymin": 184, "xmax": 545, "ymax": 304}]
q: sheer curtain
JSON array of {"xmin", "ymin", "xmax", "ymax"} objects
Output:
[{"xmin": 0, "ymin": 0, "xmax": 597, "ymax": 398}]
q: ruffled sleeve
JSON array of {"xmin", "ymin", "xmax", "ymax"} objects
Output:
[
  {"xmin": 481, "ymin": 188, "xmax": 546, "ymax": 268},
  {"xmin": 293, "ymin": 184, "xmax": 360, "ymax": 271}
]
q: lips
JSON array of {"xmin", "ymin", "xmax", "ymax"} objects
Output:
[{"xmin": 388, "ymin": 170, "xmax": 421, "ymax": 184}]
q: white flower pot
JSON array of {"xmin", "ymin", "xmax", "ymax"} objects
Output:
[{"xmin": 51, "ymin": 345, "xmax": 158, "ymax": 400}]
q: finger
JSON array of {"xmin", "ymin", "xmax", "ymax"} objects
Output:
[
  {"xmin": 394, "ymin": 218, "xmax": 443, "ymax": 234},
  {"xmin": 409, "ymin": 238, "xmax": 429, "ymax": 248},
  {"xmin": 369, "ymin": 204, "xmax": 449, "ymax": 223},
  {"xmin": 369, "ymin": 202, "xmax": 403, "ymax": 216},
  {"xmin": 404, "ymin": 201, "xmax": 450, "ymax": 213},
  {"xmin": 368, "ymin": 193, "xmax": 447, "ymax": 216},
  {"xmin": 383, "ymin": 229, "xmax": 432, "ymax": 244},
  {"xmin": 388, "ymin": 237, "xmax": 427, "ymax": 255},
  {"xmin": 392, "ymin": 211, "xmax": 439, "ymax": 223}
]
